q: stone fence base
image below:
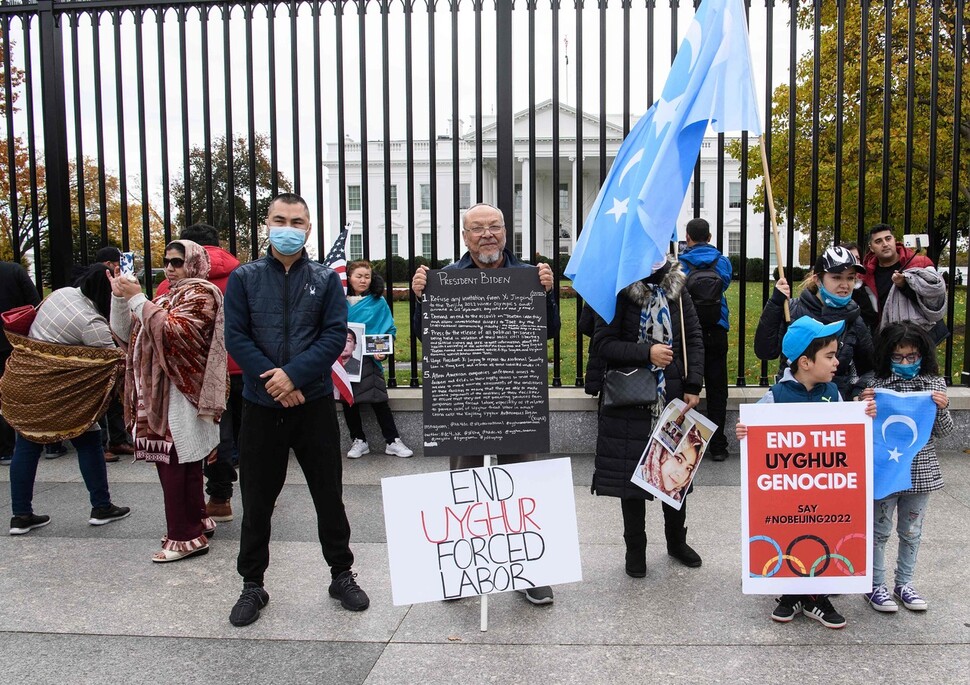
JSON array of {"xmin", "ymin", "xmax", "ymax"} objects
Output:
[{"xmin": 340, "ymin": 387, "xmax": 970, "ymax": 457}]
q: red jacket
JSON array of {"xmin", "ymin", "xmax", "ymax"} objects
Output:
[
  {"xmin": 156, "ymin": 245, "xmax": 242, "ymax": 376},
  {"xmin": 860, "ymin": 243, "xmax": 935, "ymax": 321}
]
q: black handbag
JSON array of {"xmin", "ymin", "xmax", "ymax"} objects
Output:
[{"xmin": 601, "ymin": 366, "xmax": 658, "ymax": 409}]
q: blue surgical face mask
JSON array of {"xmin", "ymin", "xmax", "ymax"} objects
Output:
[
  {"xmin": 819, "ymin": 283, "xmax": 852, "ymax": 308},
  {"xmin": 891, "ymin": 360, "xmax": 921, "ymax": 379},
  {"xmin": 269, "ymin": 226, "xmax": 307, "ymax": 256}
]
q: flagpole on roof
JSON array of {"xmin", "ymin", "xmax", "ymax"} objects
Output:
[{"xmin": 758, "ymin": 136, "xmax": 791, "ymax": 323}]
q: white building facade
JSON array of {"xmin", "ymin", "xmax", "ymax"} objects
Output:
[{"xmin": 324, "ymin": 101, "xmax": 800, "ymax": 268}]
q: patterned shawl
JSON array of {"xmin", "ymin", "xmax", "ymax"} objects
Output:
[
  {"xmin": 124, "ymin": 240, "xmax": 227, "ymax": 450},
  {"xmin": 637, "ymin": 284, "xmax": 673, "ymax": 417}
]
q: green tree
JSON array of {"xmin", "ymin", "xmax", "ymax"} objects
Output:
[
  {"xmin": 173, "ymin": 133, "xmax": 292, "ymax": 259},
  {"xmin": 732, "ymin": 2, "xmax": 970, "ymax": 263}
]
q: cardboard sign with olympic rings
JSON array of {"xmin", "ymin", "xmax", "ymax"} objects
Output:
[{"xmin": 740, "ymin": 401, "xmax": 873, "ymax": 595}]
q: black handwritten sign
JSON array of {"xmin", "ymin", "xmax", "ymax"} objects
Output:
[{"xmin": 421, "ymin": 268, "xmax": 550, "ymax": 456}]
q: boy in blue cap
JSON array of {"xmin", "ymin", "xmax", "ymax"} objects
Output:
[{"xmin": 737, "ymin": 316, "xmax": 876, "ymax": 628}]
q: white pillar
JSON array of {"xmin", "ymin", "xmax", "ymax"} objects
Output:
[
  {"xmin": 520, "ymin": 157, "xmax": 532, "ymax": 260},
  {"xmin": 570, "ymin": 157, "xmax": 578, "ymax": 251}
]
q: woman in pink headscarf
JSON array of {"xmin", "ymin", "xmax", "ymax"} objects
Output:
[{"xmin": 109, "ymin": 240, "xmax": 227, "ymax": 563}]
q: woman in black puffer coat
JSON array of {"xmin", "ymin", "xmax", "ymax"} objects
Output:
[{"xmin": 590, "ymin": 258, "xmax": 705, "ymax": 577}]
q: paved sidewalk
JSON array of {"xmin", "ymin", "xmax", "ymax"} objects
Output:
[{"xmin": 1, "ymin": 450, "xmax": 968, "ymax": 684}]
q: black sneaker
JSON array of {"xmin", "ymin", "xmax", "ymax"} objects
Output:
[
  {"xmin": 329, "ymin": 570, "xmax": 370, "ymax": 611},
  {"xmin": 230, "ymin": 582, "xmax": 270, "ymax": 627},
  {"xmin": 803, "ymin": 595, "xmax": 846, "ymax": 629},
  {"xmin": 88, "ymin": 504, "xmax": 131, "ymax": 526},
  {"xmin": 519, "ymin": 585, "xmax": 555, "ymax": 605},
  {"xmin": 771, "ymin": 595, "xmax": 803, "ymax": 622},
  {"xmin": 10, "ymin": 513, "xmax": 51, "ymax": 535}
]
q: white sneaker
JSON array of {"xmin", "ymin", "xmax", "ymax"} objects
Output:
[
  {"xmin": 347, "ymin": 439, "xmax": 370, "ymax": 459},
  {"xmin": 385, "ymin": 438, "xmax": 413, "ymax": 458}
]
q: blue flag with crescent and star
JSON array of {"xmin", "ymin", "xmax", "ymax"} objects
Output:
[
  {"xmin": 872, "ymin": 388, "xmax": 936, "ymax": 500},
  {"xmin": 565, "ymin": 0, "xmax": 762, "ymax": 322}
]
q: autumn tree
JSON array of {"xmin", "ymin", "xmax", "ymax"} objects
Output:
[
  {"xmin": 734, "ymin": 2, "xmax": 969, "ymax": 264},
  {"xmin": 0, "ymin": 35, "xmax": 36, "ymax": 262},
  {"xmin": 173, "ymin": 133, "xmax": 292, "ymax": 259}
]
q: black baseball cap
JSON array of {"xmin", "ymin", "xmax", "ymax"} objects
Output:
[
  {"xmin": 814, "ymin": 246, "xmax": 865, "ymax": 275},
  {"xmin": 95, "ymin": 246, "xmax": 122, "ymax": 263}
]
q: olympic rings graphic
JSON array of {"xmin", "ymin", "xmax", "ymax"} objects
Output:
[
  {"xmin": 749, "ymin": 534, "xmax": 858, "ymax": 578},
  {"xmin": 749, "ymin": 535, "xmax": 783, "ymax": 577},
  {"xmin": 762, "ymin": 554, "xmax": 806, "ymax": 577},
  {"xmin": 811, "ymin": 553, "xmax": 855, "ymax": 576},
  {"xmin": 786, "ymin": 535, "xmax": 831, "ymax": 577},
  {"xmin": 833, "ymin": 532, "xmax": 867, "ymax": 575}
]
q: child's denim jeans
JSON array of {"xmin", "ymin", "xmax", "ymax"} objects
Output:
[{"xmin": 872, "ymin": 492, "xmax": 930, "ymax": 587}]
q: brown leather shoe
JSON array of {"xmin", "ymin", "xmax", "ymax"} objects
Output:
[
  {"xmin": 207, "ymin": 497, "xmax": 234, "ymax": 522},
  {"xmin": 104, "ymin": 451, "xmax": 120, "ymax": 463},
  {"xmin": 109, "ymin": 443, "xmax": 136, "ymax": 455}
]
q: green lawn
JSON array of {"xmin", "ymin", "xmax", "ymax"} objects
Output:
[{"xmin": 388, "ymin": 282, "xmax": 968, "ymax": 388}]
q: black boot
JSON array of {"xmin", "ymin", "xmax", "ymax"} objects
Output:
[
  {"xmin": 621, "ymin": 499, "xmax": 647, "ymax": 578},
  {"xmin": 664, "ymin": 501, "xmax": 701, "ymax": 568}
]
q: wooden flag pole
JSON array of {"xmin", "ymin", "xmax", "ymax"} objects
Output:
[
  {"xmin": 758, "ymin": 136, "xmax": 791, "ymax": 322},
  {"xmin": 671, "ymin": 242, "xmax": 688, "ymax": 375}
]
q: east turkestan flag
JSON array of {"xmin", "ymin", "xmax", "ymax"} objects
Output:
[
  {"xmin": 566, "ymin": 0, "xmax": 762, "ymax": 323},
  {"xmin": 872, "ymin": 388, "xmax": 936, "ymax": 500}
]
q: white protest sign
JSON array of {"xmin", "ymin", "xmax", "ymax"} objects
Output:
[{"xmin": 381, "ymin": 458, "xmax": 582, "ymax": 606}]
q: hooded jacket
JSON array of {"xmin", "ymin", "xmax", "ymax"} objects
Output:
[
  {"xmin": 589, "ymin": 260, "xmax": 705, "ymax": 499},
  {"xmin": 754, "ymin": 285, "xmax": 874, "ymax": 399},
  {"xmin": 678, "ymin": 242, "xmax": 732, "ymax": 331}
]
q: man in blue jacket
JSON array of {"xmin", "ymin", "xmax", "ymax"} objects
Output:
[
  {"xmin": 679, "ymin": 218, "xmax": 732, "ymax": 461},
  {"xmin": 224, "ymin": 193, "xmax": 369, "ymax": 626}
]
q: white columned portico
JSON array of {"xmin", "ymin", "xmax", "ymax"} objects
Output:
[{"xmin": 519, "ymin": 157, "xmax": 532, "ymax": 260}]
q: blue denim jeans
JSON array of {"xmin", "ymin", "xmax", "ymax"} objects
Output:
[
  {"xmin": 872, "ymin": 492, "xmax": 930, "ymax": 587},
  {"xmin": 10, "ymin": 430, "xmax": 111, "ymax": 516}
]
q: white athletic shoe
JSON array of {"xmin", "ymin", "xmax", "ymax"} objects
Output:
[
  {"xmin": 385, "ymin": 438, "xmax": 413, "ymax": 458},
  {"xmin": 347, "ymin": 439, "xmax": 370, "ymax": 459}
]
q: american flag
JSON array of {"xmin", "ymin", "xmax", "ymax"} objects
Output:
[
  {"xmin": 323, "ymin": 224, "xmax": 350, "ymax": 294},
  {"xmin": 324, "ymin": 224, "xmax": 353, "ymax": 405}
]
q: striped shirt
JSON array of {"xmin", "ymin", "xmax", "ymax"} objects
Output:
[
  {"xmin": 867, "ymin": 373, "xmax": 953, "ymax": 494},
  {"xmin": 28, "ymin": 287, "xmax": 116, "ymax": 349}
]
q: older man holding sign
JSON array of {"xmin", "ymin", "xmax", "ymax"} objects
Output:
[{"xmin": 407, "ymin": 202, "xmax": 566, "ymax": 608}]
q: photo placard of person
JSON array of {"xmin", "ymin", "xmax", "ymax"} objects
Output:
[
  {"xmin": 420, "ymin": 269, "xmax": 549, "ymax": 456},
  {"xmin": 630, "ymin": 398, "xmax": 717, "ymax": 509},
  {"xmin": 740, "ymin": 402, "xmax": 873, "ymax": 595},
  {"xmin": 381, "ymin": 458, "xmax": 582, "ymax": 605}
]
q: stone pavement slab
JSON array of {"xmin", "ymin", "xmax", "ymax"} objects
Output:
[{"xmin": 0, "ymin": 452, "xmax": 968, "ymax": 684}]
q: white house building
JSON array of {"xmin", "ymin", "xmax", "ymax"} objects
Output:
[{"xmin": 323, "ymin": 100, "xmax": 800, "ymax": 268}]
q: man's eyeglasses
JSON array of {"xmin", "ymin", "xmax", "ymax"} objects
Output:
[
  {"xmin": 163, "ymin": 257, "xmax": 185, "ymax": 268},
  {"xmin": 465, "ymin": 224, "xmax": 505, "ymax": 236},
  {"xmin": 890, "ymin": 352, "xmax": 921, "ymax": 364}
]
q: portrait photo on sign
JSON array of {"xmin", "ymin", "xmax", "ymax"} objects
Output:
[
  {"xmin": 364, "ymin": 333, "xmax": 394, "ymax": 356},
  {"xmin": 631, "ymin": 398, "xmax": 716, "ymax": 509},
  {"xmin": 340, "ymin": 322, "xmax": 366, "ymax": 383}
]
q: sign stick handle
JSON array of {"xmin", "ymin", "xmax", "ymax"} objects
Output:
[
  {"xmin": 480, "ymin": 453, "xmax": 496, "ymax": 632},
  {"xmin": 758, "ymin": 135, "xmax": 790, "ymax": 322}
]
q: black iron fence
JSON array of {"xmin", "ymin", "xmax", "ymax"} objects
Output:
[{"xmin": 0, "ymin": 0, "xmax": 967, "ymax": 386}]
